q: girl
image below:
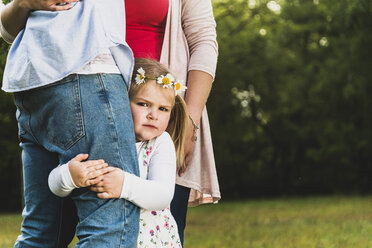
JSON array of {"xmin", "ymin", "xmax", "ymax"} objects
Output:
[{"xmin": 48, "ymin": 58, "xmax": 188, "ymax": 247}]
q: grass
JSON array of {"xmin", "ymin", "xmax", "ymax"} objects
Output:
[{"xmin": 2, "ymin": 196, "xmax": 372, "ymax": 247}]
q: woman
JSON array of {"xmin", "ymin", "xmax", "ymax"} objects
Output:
[{"xmin": 125, "ymin": 0, "xmax": 221, "ymax": 243}]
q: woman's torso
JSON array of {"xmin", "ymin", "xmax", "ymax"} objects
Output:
[{"xmin": 125, "ymin": 0, "xmax": 169, "ymax": 61}]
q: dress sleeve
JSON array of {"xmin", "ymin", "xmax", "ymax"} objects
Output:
[
  {"xmin": 181, "ymin": 0, "xmax": 218, "ymax": 79},
  {"xmin": 121, "ymin": 132, "xmax": 177, "ymax": 210},
  {"xmin": 48, "ymin": 162, "xmax": 78, "ymax": 197}
]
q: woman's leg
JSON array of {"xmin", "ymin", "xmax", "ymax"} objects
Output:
[
  {"xmin": 13, "ymin": 129, "xmax": 62, "ymax": 247},
  {"xmin": 14, "ymin": 74, "xmax": 140, "ymax": 248},
  {"xmin": 170, "ymin": 184, "xmax": 191, "ymax": 245},
  {"xmin": 57, "ymin": 197, "xmax": 78, "ymax": 248}
]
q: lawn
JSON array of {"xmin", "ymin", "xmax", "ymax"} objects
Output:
[{"xmin": 1, "ymin": 196, "xmax": 372, "ymax": 248}]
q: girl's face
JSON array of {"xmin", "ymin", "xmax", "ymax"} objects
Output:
[{"xmin": 130, "ymin": 80, "xmax": 174, "ymax": 142}]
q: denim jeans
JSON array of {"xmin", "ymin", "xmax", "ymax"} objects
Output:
[{"xmin": 13, "ymin": 74, "xmax": 140, "ymax": 248}]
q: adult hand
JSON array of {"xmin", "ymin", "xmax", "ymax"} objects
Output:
[
  {"xmin": 184, "ymin": 118, "xmax": 196, "ymax": 166},
  {"xmin": 15, "ymin": 0, "xmax": 79, "ymax": 11},
  {"xmin": 90, "ymin": 167, "xmax": 125, "ymax": 199}
]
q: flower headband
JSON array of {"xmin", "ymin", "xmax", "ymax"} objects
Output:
[{"xmin": 135, "ymin": 67, "xmax": 187, "ymax": 96}]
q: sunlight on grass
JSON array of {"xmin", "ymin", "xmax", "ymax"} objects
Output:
[
  {"xmin": 183, "ymin": 196, "xmax": 372, "ymax": 248},
  {"xmin": 0, "ymin": 214, "xmax": 22, "ymax": 248},
  {"xmin": 2, "ymin": 196, "xmax": 372, "ymax": 248}
]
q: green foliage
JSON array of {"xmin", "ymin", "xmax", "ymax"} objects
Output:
[
  {"xmin": 0, "ymin": 38, "xmax": 21, "ymax": 211},
  {"xmin": 209, "ymin": 0, "xmax": 372, "ymax": 198}
]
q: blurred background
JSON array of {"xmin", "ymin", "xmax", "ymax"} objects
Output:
[{"xmin": 1, "ymin": 0, "xmax": 372, "ymax": 212}]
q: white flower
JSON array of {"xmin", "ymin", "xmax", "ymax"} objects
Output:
[
  {"xmin": 174, "ymin": 80, "xmax": 187, "ymax": 95},
  {"xmin": 157, "ymin": 73, "xmax": 175, "ymax": 88},
  {"xmin": 135, "ymin": 67, "xmax": 146, "ymax": 84}
]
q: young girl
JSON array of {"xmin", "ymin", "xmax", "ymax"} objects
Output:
[{"xmin": 48, "ymin": 58, "xmax": 188, "ymax": 247}]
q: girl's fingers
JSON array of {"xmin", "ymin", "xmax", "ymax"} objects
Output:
[
  {"xmin": 105, "ymin": 167, "xmax": 117, "ymax": 173},
  {"xmin": 71, "ymin": 153, "xmax": 89, "ymax": 162},
  {"xmin": 84, "ymin": 160, "xmax": 106, "ymax": 169},
  {"xmin": 87, "ymin": 167, "xmax": 113, "ymax": 179},
  {"xmin": 90, "ymin": 185, "xmax": 104, "ymax": 192},
  {"xmin": 97, "ymin": 192, "xmax": 110, "ymax": 199},
  {"xmin": 92, "ymin": 180, "xmax": 104, "ymax": 187},
  {"xmin": 93, "ymin": 175, "xmax": 104, "ymax": 182},
  {"xmin": 85, "ymin": 177, "xmax": 101, "ymax": 186}
]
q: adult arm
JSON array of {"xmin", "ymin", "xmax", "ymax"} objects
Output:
[
  {"xmin": 181, "ymin": 0, "xmax": 218, "ymax": 165},
  {"xmin": 183, "ymin": 71, "xmax": 213, "ymax": 165},
  {"xmin": 0, "ymin": 0, "xmax": 78, "ymax": 42}
]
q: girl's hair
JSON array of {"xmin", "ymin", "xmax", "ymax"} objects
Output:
[{"xmin": 129, "ymin": 58, "xmax": 188, "ymax": 175}]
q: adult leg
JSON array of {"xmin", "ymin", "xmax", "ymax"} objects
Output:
[
  {"xmin": 57, "ymin": 197, "xmax": 78, "ymax": 248},
  {"xmin": 15, "ymin": 74, "xmax": 140, "ymax": 248},
  {"xmin": 70, "ymin": 74, "xmax": 140, "ymax": 247},
  {"xmin": 170, "ymin": 184, "xmax": 191, "ymax": 245},
  {"xmin": 13, "ymin": 113, "xmax": 62, "ymax": 247}
]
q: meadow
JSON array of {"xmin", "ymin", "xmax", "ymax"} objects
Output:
[{"xmin": 1, "ymin": 196, "xmax": 372, "ymax": 248}]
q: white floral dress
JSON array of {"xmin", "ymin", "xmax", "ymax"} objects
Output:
[{"xmin": 137, "ymin": 140, "xmax": 182, "ymax": 248}]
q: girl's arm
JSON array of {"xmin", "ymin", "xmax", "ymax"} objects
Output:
[
  {"xmin": 181, "ymin": 0, "xmax": 218, "ymax": 165},
  {"xmin": 48, "ymin": 154, "xmax": 112, "ymax": 197},
  {"xmin": 91, "ymin": 132, "xmax": 177, "ymax": 211},
  {"xmin": 49, "ymin": 162, "xmax": 78, "ymax": 197},
  {"xmin": 0, "ymin": 0, "xmax": 78, "ymax": 42}
]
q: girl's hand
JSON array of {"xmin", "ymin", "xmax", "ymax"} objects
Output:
[
  {"xmin": 68, "ymin": 154, "xmax": 114, "ymax": 188},
  {"xmin": 90, "ymin": 168, "xmax": 125, "ymax": 199},
  {"xmin": 15, "ymin": 0, "xmax": 79, "ymax": 11}
]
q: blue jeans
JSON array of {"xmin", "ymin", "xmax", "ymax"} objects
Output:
[{"xmin": 13, "ymin": 74, "xmax": 140, "ymax": 248}]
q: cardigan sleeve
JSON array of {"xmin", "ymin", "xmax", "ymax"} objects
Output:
[{"xmin": 181, "ymin": 0, "xmax": 218, "ymax": 79}]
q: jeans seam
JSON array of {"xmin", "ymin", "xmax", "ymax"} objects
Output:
[
  {"xmin": 120, "ymin": 200, "xmax": 127, "ymax": 248},
  {"xmin": 97, "ymin": 74, "xmax": 114, "ymax": 123},
  {"xmin": 72, "ymin": 75, "xmax": 85, "ymax": 147},
  {"xmin": 21, "ymin": 92, "xmax": 40, "ymax": 145}
]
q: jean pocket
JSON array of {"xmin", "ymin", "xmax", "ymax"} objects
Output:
[{"xmin": 42, "ymin": 76, "xmax": 85, "ymax": 150}]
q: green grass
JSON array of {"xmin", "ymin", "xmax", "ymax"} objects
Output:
[{"xmin": 2, "ymin": 196, "xmax": 372, "ymax": 248}]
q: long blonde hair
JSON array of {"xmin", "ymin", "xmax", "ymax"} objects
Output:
[{"xmin": 129, "ymin": 58, "xmax": 188, "ymax": 175}]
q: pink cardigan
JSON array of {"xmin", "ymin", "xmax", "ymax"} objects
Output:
[{"xmin": 160, "ymin": 0, "xmax": 221, "ymax": 206}]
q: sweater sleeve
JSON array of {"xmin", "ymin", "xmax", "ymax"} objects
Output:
[
  {"xmin": 120, "ymin": 132, "xmax": 176, "ymax": 210},
  {"xmin": 181, "ymin": 0, "xmax": 218, "ymax": 79},
  {"xmin": 48, "ymin": 162, "xmax": 78, "ymax": 197}
]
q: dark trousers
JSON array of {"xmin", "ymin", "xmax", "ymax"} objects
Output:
[{"xmin": 170, "ymin": 184, "xmax": 191, "ymax": 245}]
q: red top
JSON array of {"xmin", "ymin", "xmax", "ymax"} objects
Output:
[{"xmin": 125, "ymin": 0, "xmax": 169, "ymax": 61}]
